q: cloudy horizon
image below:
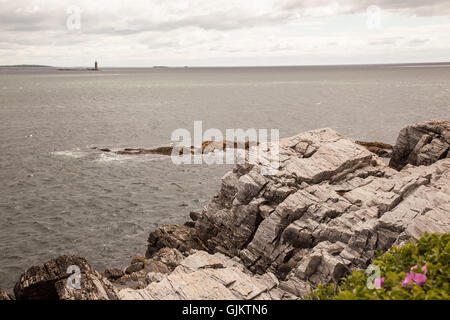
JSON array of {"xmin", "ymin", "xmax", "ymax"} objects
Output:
[{"xmin": 1, "ymin": 0, "xmax": 449, "ymax": 67}]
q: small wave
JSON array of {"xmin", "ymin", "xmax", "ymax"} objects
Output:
[
  {"xmin": 52, "ymin": 146, "xmax": 171, "ymax": 163},
  {"xmin": 51, "ymin": 149, "xmax": 86, "ymax": 159},
  {"xmin": 94, "ymin": 152, "xmax": 168, "ymax": 163}
]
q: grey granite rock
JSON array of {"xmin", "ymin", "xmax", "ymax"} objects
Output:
[
  {"xmin": 189, "ymin": 126, "xmax": 450, "ymax": 298},
  {"xmin": 118, "ymin": 251, "xmax": 293, "ymax": 300},
  {"xmin": 390, "ymin": 119, "xmax": 449, "ymax": 170}
]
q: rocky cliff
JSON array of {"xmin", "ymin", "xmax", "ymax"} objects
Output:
[{"xmin": 2, "ymin": 119, "xmax": 449, "ymax": 300}]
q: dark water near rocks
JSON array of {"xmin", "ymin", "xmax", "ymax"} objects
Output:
[{"xmin": 0, "ymin": 64, "xmax": 449, "ymax": 291}]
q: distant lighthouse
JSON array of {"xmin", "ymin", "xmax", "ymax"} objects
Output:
[{"xmin": 94, "ymin": 61, "xmax": 98, "ymax": 71}]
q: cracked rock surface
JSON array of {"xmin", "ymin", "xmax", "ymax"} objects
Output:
[{"xmin": 118, "ymin": 251, "xmax": 293, "ymax": 300}]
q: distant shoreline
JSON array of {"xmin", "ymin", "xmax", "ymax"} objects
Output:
[
  {"xmin": 0, "ymin": 65, "xmax": 53, "ymax": 68},
  {"xmin": 57, "ymin": 68, "xmax": 99, "ymax": 72},
  {"xmin": 0, "ymin": 65, "xmax": 100, "ymax": 72}
]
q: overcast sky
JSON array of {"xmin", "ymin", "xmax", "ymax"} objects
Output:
[{"xmin": 1, "ymin": 0, "xmax": 449, "ymax": 67}]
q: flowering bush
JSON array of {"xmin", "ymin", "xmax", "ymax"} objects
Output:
[{"xmin": 307, "ymin": 233, "xmax": 449, "ymax": 300}]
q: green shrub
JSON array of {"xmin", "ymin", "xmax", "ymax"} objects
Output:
[{"xmin": 307, "ymin": 233, "xmax": 450, "ymax": 300}]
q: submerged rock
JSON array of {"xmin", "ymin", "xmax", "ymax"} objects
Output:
[
  {"xmin": 94, "ymin": 140, "xmax": 259, "ymax": 157},
  {"xmin": 116, "ymin": 146, "xmax": 175, "ymax": 156},
  {"xmin": 389, "ymin": 119, "xmax": 449, "ymax": 170}
]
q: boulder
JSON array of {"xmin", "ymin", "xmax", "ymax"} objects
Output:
[
  {"xmin": 389, "ymin": 119, "xmax": 449, "ymax": 170},
  {"xmin": 125, "ymin": 262, "xmax": 145, "ymax": 275},
  {"xmin": 104, "ymin": 268, "xmax": 125, "ymax": 281},
  {"xmin": 14, "ymin": 255, "xmax": 119, "ymax": 300},
  {"xmin": 114, "ymin": 248, "xmax": 186, "ymax": 287},
  {"xmin": 145, "ymin": 224, "xmax": 205, "ymax": 258}
]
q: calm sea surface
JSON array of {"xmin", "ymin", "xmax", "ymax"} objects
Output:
[{"xmin": 0, "ymin": 65, "xmax": 449, "ymax": 291}]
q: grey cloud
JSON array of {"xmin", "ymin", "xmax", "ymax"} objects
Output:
[
  {"xmin": 368, "ymin": 37, "xmax": 401, "ymax": 46},
  {"xmin": 279, "ymin": 0, "xmax": 450, "ymax": 16},
  {"xmin": 0, "ymin": 5, "xmax": 283, "ymax": 37},
  {"xmin": 368, "ymin": 37, "xmax": 431, "ymax": 48},
  {"xmin": 80, "ymin": 9, "xmax": 292, "ymax": 35},
  {"xmin": 1, "ymin": 0, "xmax": 448, "ymax": 39},
  {"xmin": 0, "ymin": 0, "xmax": 448, "ymax": 66},
  {"xmin": 0, "ymin": 4, "xmax": 68, "ymax": 32},
  {"xmin": 406, "ymin": 38, "xmax": 430, "ymax": 47}
]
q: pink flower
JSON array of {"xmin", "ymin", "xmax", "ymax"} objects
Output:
[
  {"xmin": 401, "ymin": 273, "xmax": 415, "ymax": 287},
  {"xmin": 402, "ymin": 264, "xmax": 428, "ymax": 287},
  {"xmin": 374, "ymin": 277, "xmax": 385, "ymax": 289},
  {"xmin": 412, "ymin": 273, "xmax": 427, "ymax": 286},
  {"xmin": 411, "ymin": 265, "xmax": 427, "ymax": 274}
]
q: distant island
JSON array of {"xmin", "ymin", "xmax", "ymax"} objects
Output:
[
  {"xmin": 57, "ymin": 68, "xmax": 99, "ymax": 72},
  {"xmin": 59, "ymin": 61, "xmax": 99, "ymax": 72},
  {"xmin": 1, "ymin": 61, "xmax": 100, "ymax": 72},
  {"xmin": 0, "ymin": 64, "xmax": 53, "ymax": 68}
]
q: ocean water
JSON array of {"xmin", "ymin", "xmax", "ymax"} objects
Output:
[{"xmin": 0, "ymin": 64, "xmax": 449, "ymax": 291}]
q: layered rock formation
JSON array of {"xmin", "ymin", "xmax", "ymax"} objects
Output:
[
  {"xmin": 3, "ymin": 119, "xmax": 449, "ymax": 300},
  {"xmin": 389, "ymin": 119, "xmax": 449, "ymax": 170},
  {"xmin": 118, "ymin": 251, "xmax": 293, "ymax": 300}
]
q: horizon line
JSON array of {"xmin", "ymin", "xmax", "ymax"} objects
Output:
[{"xmin": 2, "ymin": 61, "xmax": 450, "ymax": 69}]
